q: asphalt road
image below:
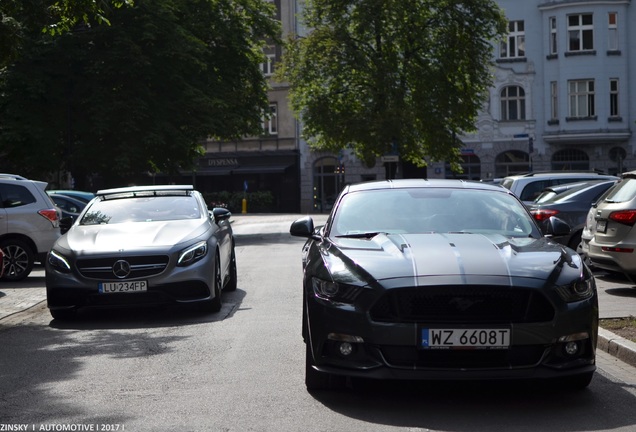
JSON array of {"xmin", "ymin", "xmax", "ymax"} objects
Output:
[{"xmin": 1, "ymin": 215, "xmax": 636, "ymax": 432}]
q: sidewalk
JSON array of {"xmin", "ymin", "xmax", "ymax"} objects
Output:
[{"xmin": 1, "ymin": 214, "xmax": 635, "ymax": 368}]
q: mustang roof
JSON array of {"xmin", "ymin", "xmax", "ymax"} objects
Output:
[{"xmin": 344, "ymin": 178, "xmax": 508, "ymax": 193}]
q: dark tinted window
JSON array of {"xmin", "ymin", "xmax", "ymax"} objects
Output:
[
  {"xmin": 0, "ymin": 184, "xmax": 37, "ymax": 208},
  {"xmin": 519, "ymin": 180, "xmax": 552, "ymax": 201}
]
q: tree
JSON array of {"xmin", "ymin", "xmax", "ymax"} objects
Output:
[
  {"xmin": 0, "ymin": 0, "xmax": 280, "ymax": 188},
  {"xmin": 0, "ymin": 0, "xmax": 133, "ymax": 69},
  {"xmin": 278, "ymin": 0, "xmax": 507, "ymax": 171}
]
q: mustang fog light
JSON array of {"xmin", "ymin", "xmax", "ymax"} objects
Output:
[
  {"xmin": 564, "ymin": 341, "xmax": 580, "ymax": 356},
  {"xmin": 339, "ymin": 342, "xmax": 354, "ymax": 356}
]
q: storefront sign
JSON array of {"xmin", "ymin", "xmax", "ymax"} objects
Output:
[{"xmin": 208, "ymin": 158, "xmax": 239, "ymax": 167}]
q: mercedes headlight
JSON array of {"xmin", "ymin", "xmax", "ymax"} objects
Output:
[
  {"xmin": 177, "ymin": 241, "xmax": 207, "ymax": 266},
  {"xmin": 48, "ymin": 250, "xmax": 71, "ymax": 273}
]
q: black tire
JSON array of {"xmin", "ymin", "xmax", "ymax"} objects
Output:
[
  {"xmin": 0, "ymin": 239, "xmax": 35, "ymax": 281},
  {"xmin": 50, "ymin": 309, "xmax": 77, "ymax": 321},
  {"xmin": 200, "ymin": 253, "xmax": 222, "ymax": 313},
  {"xmin": 224, "ymin": 246, "xmax": 237, "ymax": 292},
  {"xmin": 305, "ymin": 341, "xmax": 346, "ymax": 391}
]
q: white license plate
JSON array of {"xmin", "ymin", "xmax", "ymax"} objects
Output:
[
  {"xmin": 421, "ymin": 328, "xmax": 510, "ymax": 349},
  {"xmin": 596, "ymin": 220, "xmax": 607, "ymax": 233},
  {"xmin": 99, "ymin": 280, "xmax": 148, "ymax": 293}
]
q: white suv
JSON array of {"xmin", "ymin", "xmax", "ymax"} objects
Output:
[
  {"xmin": 0, "ymin": 174, "xmax": 61, "ymax": 280},
  {"xmin": 501, "ymin": 171, "xmax": 619, "ymax": 204}
]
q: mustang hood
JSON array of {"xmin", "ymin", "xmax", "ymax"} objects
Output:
[
  {"xmin": 59, "ymin": 220, "xmax": 210, "ymax": 253},
  {"xmin": 325, "ymin": 233, "xmax": 582, "ymax": 287}
]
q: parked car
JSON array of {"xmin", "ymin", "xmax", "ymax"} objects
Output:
[
  {"xmin": 0, "ymin": 248, "xmax": 4, "ymax": 278},
  {"xmin": 290, "ymin": 179, "xmax": 598, "ymax": 391},
  {"xmin": 500, "ymin": 171, "xmax": 619, "ymax": 204},
  {"xmin": 45, "ymin": 185, "xmax": 237, "ymax": 320},
  {"xmin": 0, "ymin": 173, "xmax": 61, "ymax": 281},
  {"xmin": 48, "ymin": 193, "xmax": 88, "ymax": 222},
  {"xmin": 528, "ymin": 180, "xmax": 619, "ymax": 250},
  {"xmin": 47, "ymin": 190, "xmax": 95, "ymax": 203},
  {"xmin": 532, "ymin": 181, "xmax": 593, "ymax": 204},
  {"xmin": 580, "ymin": 172, "xmax": 636, "ymax": 281}
]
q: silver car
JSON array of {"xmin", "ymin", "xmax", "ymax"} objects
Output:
[
  {"xmin": 581, "ymin": 172, "xmax": 636, "ymax": 280},
  {"xmin": 45, "ymin": 185, "xmax": 237, "ymax": 320}
]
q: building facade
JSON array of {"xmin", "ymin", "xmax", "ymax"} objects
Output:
[
  {"xmin": 194, "ymin": 0, "xmax": 636, "ymax": 213},
  {"xmin": 434, "ymin": 0, "xmax": 635, "ymax": 183}
]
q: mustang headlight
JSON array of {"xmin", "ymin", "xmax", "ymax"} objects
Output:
[
  {"xmin": 555, "ymin": 277, "xmax": 595, "ymax": 302},
  {"xmin": 311, "ymin": 278, "xmax": 363, "ymax": 304},
  {"xmin": 48, "ymin": 250, "xmax": 71, "ymax": 273},
  {"xmin": 177, "ymin": 241, "xmax": 208, "ymax": 266}
]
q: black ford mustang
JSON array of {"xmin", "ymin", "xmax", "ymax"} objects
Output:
[{"xmin": 291, "ymin": 179, "xmax": 598, "ymax": 391}]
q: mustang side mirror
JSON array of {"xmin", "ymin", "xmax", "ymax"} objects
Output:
[{"xmin": 290, "ymin": 216, "xmax": 321, "ymax": 241}]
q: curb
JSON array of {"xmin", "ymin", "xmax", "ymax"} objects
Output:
[{"xmin": 598, "ymin": 328, "xmax": 636, "ymax": 368}]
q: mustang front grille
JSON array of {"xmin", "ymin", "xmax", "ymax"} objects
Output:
[
  {"xmin": 369, "ymin": 286, "xmax": 555, "ymax": 324},
  {"xmin": 378, "ymin": 345, "xmax": 547, "ymax": 369}
]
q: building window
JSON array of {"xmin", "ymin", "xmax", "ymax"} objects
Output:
[
  {"xmin": 551, "ymin": 149, "xmax": 590, "ymax": 171},
  {"xmin": 568, "ymin": 80, "xmax": 595, "ymax": 118},
  {"xmin": 261, "ymin": 53, "xmax": 276, "ymax": 76},
  {"xmin": 263, "ymin": 103, "xmax": 278, "ymax": 135},
  {"xmin": 568, "ymin": 14, "xmax": 593, "ymax": 51},
  {"xmin": 495, "ymin": 150, "xmax": 530, "ymax": 178},
  {"xmin": 445, "ymin": 154, "xmax": 481, "ymax": 180},
  {"xmin": 549, "ymin": 17, "xmax": 557, "ymax": 55},
  {"xmin": 500, "ymin": 86, "xmax": 526, "ymax": 120},
  {"xmin": 550, "ymin": 81, "xmax": 558, "ymax": 120},
  {"xmin": 261, "ymin": 45, "xmax": 276, "ymax": 76},
  {"xmin": 610, "ymin": 78, "xmax": 619, "ymax": 117},
  {"xmin": 608, "ymin": 12, "xmax": 618, "ymax": 51},
  {"xmin": 500, "ymin": 20, "xmax": 525, "ymax": 58},
  {"xmin": 313, "ymin": 157, "xmax": 344, "ymax": 213}
]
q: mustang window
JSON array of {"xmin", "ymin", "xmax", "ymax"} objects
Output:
[{"xmin": 331, "ymin": 189, "xmax": 535, "ymax": 237}]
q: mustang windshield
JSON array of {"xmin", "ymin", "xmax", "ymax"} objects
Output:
[{"xmin": 330, "ymin": 188, "xmax": 538, "ymax": 238}]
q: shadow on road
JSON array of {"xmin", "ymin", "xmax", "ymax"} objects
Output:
[
  {"xmin": 48, "ymin": 288, "xmax": 247, "ymax": 330},
  {"xmin": 309, "ymin": 375, "xmax": 636, "ymax": 431}
]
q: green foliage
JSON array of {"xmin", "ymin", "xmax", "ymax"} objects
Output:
[
  {"xmin": 0, "ymin": 1, "xmax": 134, "ymax": 69},
  {"xmin": 0, "ymin": 0, "xmax": 281, "ymax": 187},
  {"xmin": 204, "ymin": 190, "xmax": 275, "ymax": 213},
  {"xmin": 277, "ymin": 0, "xmax": 507, "ymax": 169}
]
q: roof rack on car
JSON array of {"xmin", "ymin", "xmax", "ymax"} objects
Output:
[
  {"xmin": 97, "ymin": 185, "xmax": 195, "ymax": 200},
  {"xmin": 519, "ymin": 170, "xmax": 606, "ymax": 177}
]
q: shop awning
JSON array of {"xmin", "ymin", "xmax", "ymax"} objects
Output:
[
  {"xmin": 195, "ymin": 167, "xmax": 233, "ymax": 176},
  {"xmin": 232, "ymin": 164, "xmax": 291, "ymax": 174}
]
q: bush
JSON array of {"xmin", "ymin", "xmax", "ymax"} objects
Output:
[{"xmin": 204, "ymin": 190, "xmax": 274, "ymax": 213}]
